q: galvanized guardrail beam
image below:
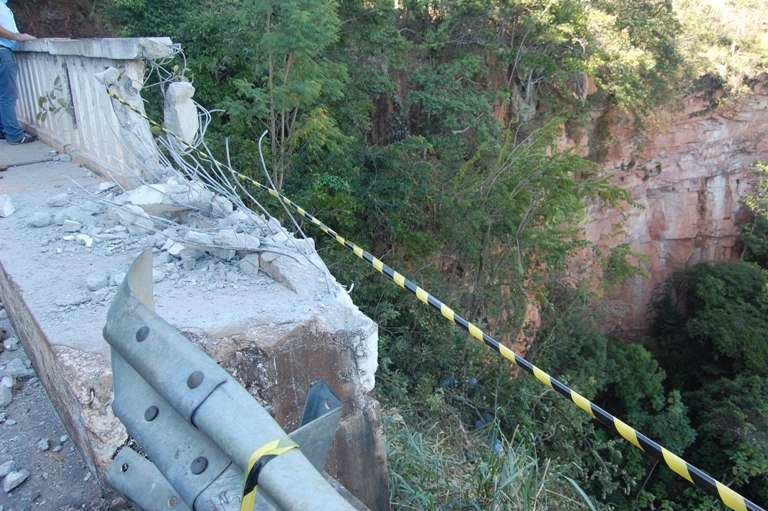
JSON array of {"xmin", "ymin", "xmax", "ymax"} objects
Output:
[{"xmin": 103, "ymin": 249, "xmax": 355, "ymax": 511}]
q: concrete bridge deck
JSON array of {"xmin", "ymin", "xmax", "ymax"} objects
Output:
[{"xmin": 0, "ymin": 139, "xmax": 388, "ymax": 509}]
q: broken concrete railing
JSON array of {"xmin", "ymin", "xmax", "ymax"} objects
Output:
[{"xmin": 14, "ymin": 37, "xmax": 175, "ymax": 189}]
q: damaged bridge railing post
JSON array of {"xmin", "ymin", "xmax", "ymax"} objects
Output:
[{"xmin": 102, "ymin": 249, "xmax": 356, "ymax": 511}]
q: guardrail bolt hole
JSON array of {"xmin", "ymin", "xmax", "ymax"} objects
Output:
[
  {"xmin": 187, "ymin": 370, "xmax": 204, "ymax": 389},
  {"xmin": 144, "ymin": 405, "xmax": 159, "ymax": 421},
  {"xmin": 121, "ymin": 463, "xmax": 129, "ymax": 473},
  {"xmin": 135, "ymin": 326, "xmax": 150, "ymax": 342},
  {"xmin": 190, "ymin": 456, "xmax": 208, "ymax": 475}
]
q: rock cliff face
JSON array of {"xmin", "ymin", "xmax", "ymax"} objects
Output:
[{"xmin": 573, "ymin": 75, "xmax": 768, "ymax": 338}]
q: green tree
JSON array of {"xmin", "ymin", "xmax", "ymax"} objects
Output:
[
  {"xmin": 686, "ymin": 375, "xmax": 768, "ymax": 505},
  {"xmin": 651, "ymin": 261, "xmax": 768, "ymax": 506},
  {"xmin": 739, "ymin": 162, "xmax": 768, "ymax": 267},
  {"xmin": 653, "ymin": 261, "xmax": 768, "ymax": 388},
  {"xmin": 584, "ymin": 0, "xmax": 683, "ymax": 115},
  {"xmin": 219, "ymin": 0, "xmax": 349, "ymax": 189}
]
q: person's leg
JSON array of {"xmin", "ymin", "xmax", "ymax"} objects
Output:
[{"xmin": 0, "ymin": 49, "xmax": 25, "ymax": 142}]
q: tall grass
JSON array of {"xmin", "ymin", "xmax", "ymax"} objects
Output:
[{"xmin": 385, "ymin": 411, "xmax": 598, "ymax": 510}]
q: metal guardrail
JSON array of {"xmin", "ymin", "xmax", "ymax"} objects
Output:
[{"xmin": 102, "ymin": 249, "xmax": 356, "ymax": 511}]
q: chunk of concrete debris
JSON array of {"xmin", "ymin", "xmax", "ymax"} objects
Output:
[
  {"xmin": 126, "ymin": 184, "xmax": 166, "ymax": 206},
  {"xmin": 0, "ymin": 195, "xmax": 14, "ymax": 218},
  {"xmin": 2, "ymin": 358, "xmax": 35, "ymax": 379},
  {"xmin": 77, "ymin": 234, "xmax": 93, "ymax": 247},
  {"xmin": 2, "ymin": 337, "xmax": 19, "ymax": 351},
  {"xmin": 37, "ymin": 438, "xmax": 50, "ymax": 451},
  {"xmin": 214, "ymin": 229, "xmax": 260, "ymax": 251},
  {"xmin": 86, "ymin": 272, "xmax": 109, "ymax": 292},
  {"xmin": 98, "ymin": 181, "xmax": 117, "ymax": 192},
  {"xmin": 239, "ymin": 253, "xmax": 260, "ymax": 276},
  {"xmin": 0, "ymin": 460, "xmax": 15, "ymax": 478},
  {"xmin": 27, "ymin": 211, "xmax": 51, "ymax": 227},
  {"xmin": 0, "ymin": 385, "xmax": 12, "ymax": 407},
  {"xmin": 46, "ymin": 192, "xmax": 69, "ymax": 207},
  {"xmin": 162, "ymin": 240, "xmax": 185, "ymax": 257},
  {"xmin": 113, "ymin": 204, "xmax": 155, "ymax": 235},
  {"xmin": 62, "ymin": 219, "xmax": 82, "ymax": 232},
  {"xmin": 54, "ymin": 292, "xmax": 90, "ymax": 307},
  {"xmin": 3, "ymin": 469, "xmax": 30, "ymax": 493},
  {"xmin": 183, "ymin": 230, "xmax": 213, "ymax": 247},
  {"xmin": 54, "ymin": 205, "xmax": 96, "ymax": 226}
]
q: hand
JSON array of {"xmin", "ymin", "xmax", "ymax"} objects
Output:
[{"xmin": 17, "ymin": 33, "xmax": 35, "ymax": 41}]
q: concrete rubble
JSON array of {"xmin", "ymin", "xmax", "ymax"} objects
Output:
[{"xmin": 0, "ymin": 157, "xmax": 389, "ymax": 509}]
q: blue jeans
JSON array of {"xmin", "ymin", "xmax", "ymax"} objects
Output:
[{"xmin": 0, "ymin": 47, "xmax": 24, "ymax": 142}]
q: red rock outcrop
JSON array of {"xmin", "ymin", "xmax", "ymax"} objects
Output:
[{"xmin": 572, "ymin": 76, "xmax": 768, "ymax": 338}]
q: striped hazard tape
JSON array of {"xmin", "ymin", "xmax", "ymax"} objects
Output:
[
  {"xmin": 105, "ymin": 88, "xmax": 766, "ymax": 511},
  {"xmin": 240, "ymin": 438, "xmax": 299, "ymax": 511}
]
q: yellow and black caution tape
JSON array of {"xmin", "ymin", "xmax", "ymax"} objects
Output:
[
  {"xmin": 106, "ymin": 88, "xmax": 766, "ymax": 511},
  {"xmin": 240, "ymin": 438, "xmax": 299, "ymax": 511}
]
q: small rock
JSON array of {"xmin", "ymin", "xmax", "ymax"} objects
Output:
[
  {"xmin": 3, "ymin": 469, "xmax": 30, "ymax": 493},
  {"xmin": 54, "ymin": 292, "xmax": 90, "ymax": 307},
  {"xmin": 0, "ymin": 376, "xmax": 14, "ymax": 388},
  {"xmin": 90, "ymin": 288, "xmax": 111, "ymax": 303},
  {"xmin": 2, "ymin": 337, "xmax": 19, "ymax": 351},
  {"xmin": 0, "ymin": 387, "xmax": 10, "ymax": 407},
  {"xmin": 152, "ymin": 269, "xmax": 166, "ymax": 283},
  {"xmin": 52, "ymin": 445, "xmax": 62, "ymax": 453},
  {"xmin": 0, "ymin": 460, "xmax": 14, "ymax": 478},
  {"xmin": 37, "ymin": 438, "xmax": 50, "ymax": 451},
  {"xmin": 60, "ymin": 435, "xmax": 69, "ymax": 444},
  {"xmin": 164, "ymin": 241, "xmax": 186, "ymax": 257},
  {"xmin": 76, "ymin": 234, "xmax": 93, "ymax": 247},
  {"xmin": 86, "ymin": 273, "xmax": 109, "ymax": 292},
  {"xmin": 46, "ymin": 193, "xmax": 69, "ymax": 207},
  {"xmin": 113, "ymin": 204, "xmax": 155, "ymax": 235},
  {"xmin": 0, "ymin": 195, "xmax": 15, "ymax": 218},
  {"xmin": 5, "ymin": 419, "xmax": 15, "ymax": 426},
  {"xmin": 62, "ymin": 219, "xmax": 83, "ymax": 232},
  {"xmin": 4, "ymin": 358, "xmax": 35, "ymax": 379},
  {"xmin": 183, "ymin": 230, "xmax": 213, "ymax": 247},
  {"xmin": 28, "ymin": 211, "xmax": 52, "ymax": 227},
  {"xmin": 126, "ymin": 184, "xmax": 166, "ymax": 205}
]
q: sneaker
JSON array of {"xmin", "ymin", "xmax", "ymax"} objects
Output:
[
  {"xmin": 8, "ymin": 134, "xmax": 35, "ymax": 145},
  {"xmin": 0, "ymin": 132, "xmax": 5, "ymax": 139}
]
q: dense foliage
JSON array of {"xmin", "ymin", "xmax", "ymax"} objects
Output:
[
  {"xmin": 651, "ymin": 261, "xmax": 768, "ymax": 506},
  {"xmin": 96, "ymin": 1, "xmax": 768, "ymax": 509}
]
